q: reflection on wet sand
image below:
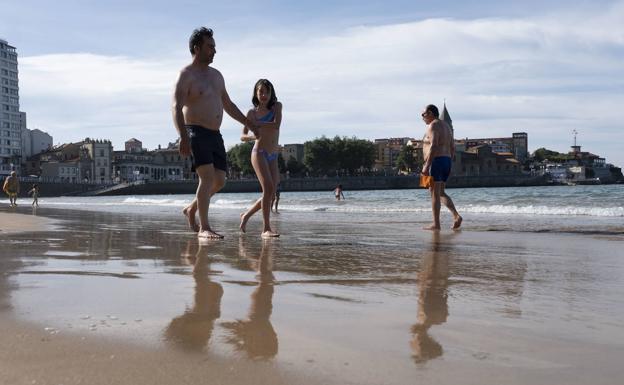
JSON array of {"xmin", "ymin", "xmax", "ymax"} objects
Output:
[
  {"xmin": 411, "ymin": 231, "xmax": 450, "ymax": 363},
  {"xmin": 164, "ymin": 239, "xmax": 224, "ymax": 352},
  {"xmin": 222, "ymin": 238, "xmax": 278, "ymax": 360}
]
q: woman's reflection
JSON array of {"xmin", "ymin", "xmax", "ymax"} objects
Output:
[
  {"xmin": 411, "ymin": 231, "xmax": 450, "ymax": 363},
  {"xmin": 222, "ymin": 238, "xmax": 278, "ymax": 359},
  {"xmin": 164, "ymin": 239, "xmax": 223, "ymax": 352}
]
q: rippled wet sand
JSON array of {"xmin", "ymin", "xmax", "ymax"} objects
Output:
[{"xmin": 1, "ymin": 206, "xmax": 624, "ymax": 385}]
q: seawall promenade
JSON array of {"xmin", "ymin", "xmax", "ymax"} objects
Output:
[
  {"xmin": 6, "ymin": 174, "xmax": 548, "ymax": 197},
  {"xmin": 22, "ymin": 174, "xmax": 548, "ymax": 197}
]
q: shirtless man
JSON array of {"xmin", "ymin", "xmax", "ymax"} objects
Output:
[
  {"xmin": 2, "ymin": 171, "xmax": 19, "ymax": 207},
  {"xmin": 173, "ymin": 27, "xmax": 257, "ymax": 239},
  {"xmin": 421, "ymin": 104, "xmax": 462, "ymax": 230}
]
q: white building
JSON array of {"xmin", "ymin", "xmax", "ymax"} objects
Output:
[
  {"xmin": 22, "ymin": 127, "xmax": 53, "ymax": 159},
  {"xmin": 0, "ymin": 38, "xmax": 22, "ymax": 176}
]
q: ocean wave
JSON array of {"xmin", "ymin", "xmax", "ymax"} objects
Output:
[
  {"xmin": 34, "ymin": 196, "xmax": 624, "ymax": 218},
  {"xmin": 265, "ymin": 204, "xmax": 624, "ymax": 216},
  {"xmin": 459, "ymin": 205, "xmax": 624, "ymax": 217},
  {"xmin": 122, "ymin": 197, "xmax": 190, "ymax": 206}
]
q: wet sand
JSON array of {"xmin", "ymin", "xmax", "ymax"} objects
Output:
[
  {"xmin": 0, "ymin": 210, "xmax": 56, "ymax": 233},
  {"xmin": 1, "ymin": 206, "xmax": 624, "ymax": 385}
]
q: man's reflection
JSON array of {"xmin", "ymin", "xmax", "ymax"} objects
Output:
[
  {"xmin": 411, "ymin": 231, "xmax": 450, "ymax": 363},
  {"xmin": 222, "ymin": 238, "xmax": 278, "ymax": 359},
  {"xmin": 164, "ymin": 239, "xmax": 223, "ymax": 352}
]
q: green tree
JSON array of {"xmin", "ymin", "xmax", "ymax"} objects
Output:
[
  {"xmin": 533, "ymin": 148, "xmax": 570, "ymax": 163},
  {"xmin": 277, "ymin": 153, "xmax": 286, "ymax": 174},
  {"xmin": 395, "ymin": 144, "xmax": 415, "ymax": 172},
  {"xmin": 286, "ymin": 156, "xmax": 306, "ymax": 176},
  {"xmin": 303, "ymin": 136, "xmax": 336, "ymax": 175},
  {"xmin": 339, "ymin": 136, "xmax": 376, "ymax": 172},
  {"xmin": 227, "ymin": 142, "xmax": 255, "ymax": 175}
]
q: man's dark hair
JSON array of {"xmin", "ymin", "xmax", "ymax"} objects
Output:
[
  {"xmin": 189, "ymin": 27, "xmax": 213, "ymax": 55},
  {"xmin": 425, "ymin": 104, "xmax": 439, "ymax": 118}
]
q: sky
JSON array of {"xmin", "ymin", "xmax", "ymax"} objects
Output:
[{"xmin": 2, "ymin": 0, "xmax": 623, "ymax": 166}]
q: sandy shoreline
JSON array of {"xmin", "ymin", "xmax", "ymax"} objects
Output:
[
  {"xmin": 1, "ymin": 204, "xmax": 624, "ymax": 385},
  {"xmin": 0, "ymin": 210, "xmax": 56, "ymax": 234},
  {"xmin": 0, "ymin": 315, "xmax": 321, "ymax": 385}
]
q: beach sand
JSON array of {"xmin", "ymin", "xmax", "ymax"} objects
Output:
[
  {"xmin": 0, "ymin": 211, "xmax": 56, "ymax": 233},
  {"xmin": 1, "ymin": 206, "xmax": 623, "ymax": 385}
]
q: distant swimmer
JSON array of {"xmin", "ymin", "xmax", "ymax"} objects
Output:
[
  {"xmin": 421, "ymin": 104, "xmax": 462, "ymax": 230},
  {"xmin": 172, "ymin": 27, "xmax": 258, "ymax": 239},
  {"xmin": 239, "ymin": 79, "xmax": 282, "ymax": 238},
  {"xmin": 333, "ymin": 184, "xmax": 345, "ymax": 201},
  {"xmin": 28, "ymin": 183, "xmax": 39, "ymax": 206},
  {"xmin": 2, "ymin": 171, "xmax": 19, "ymax": 207}
]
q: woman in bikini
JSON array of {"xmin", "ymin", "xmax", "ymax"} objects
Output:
[{"xmin": 239, "ymin": 79, "xmax": 282, "ymax": 238}]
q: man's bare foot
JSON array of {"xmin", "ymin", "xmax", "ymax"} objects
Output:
[
  {"xmin": 261, "ymin": 230, "xmax": 280, "ymax": 238},
  {"xmin": 452, "ymin": 215, "xmax": 463, "ymax": 230},
  {"xmin": 239, "ymin": 212, "xmax": 249, "ymax": 233},
  {"xmin": 182, "ymin": 207, "xmax": 199, "ymax": 232},
  {"xmin": 423, "ymin": 224, "xmax": 441, "ymax": 231},
  {"xmin": 198, "ymin": 229, "xmax": 224, "ymax": 239}
]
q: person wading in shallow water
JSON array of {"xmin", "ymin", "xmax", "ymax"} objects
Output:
[
  {"xmin": 421, "ymin": 104, "xmax": 462, "ymax": 231},
  {"xmin": 172, "ymin": 27, "xmax": 258, "ymax": 239},
  {"xmin": 3, "ymin": 171, "xmax": 19, "ymax": 207}
]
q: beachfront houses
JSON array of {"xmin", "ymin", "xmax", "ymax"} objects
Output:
[
  {"xmin": 533, "ymin": 143, "xmax": 621, "ymax": 184},
  {"xmin": 374, "ymin": 137, "xmax": 412, "ymax": 171},
  {"xmin": 30, "ymin": 138, "xmax": 113, "ymax": 183},
  {"xmin": 457, "ymin": 132, "xmax": 529, "ymax": 163},
  {"xmin": 112, "ymin": 138, "xmax": 188, "ymax": 182}
]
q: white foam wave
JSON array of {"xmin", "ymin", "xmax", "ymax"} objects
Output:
[
  {"xmin": 35, "ymin": 197, "xmax": 624, "ymax": 217},
  {"xmin": 267, "ymin": 204, "xmax": 624, "ymax": 216},
  {"xmin": 459, "ymin": 205, "xmax": 624, "ymax": 217},
  {"xmin": 122, "ymin": 197, "xmax": 189, "ymax": 206}
]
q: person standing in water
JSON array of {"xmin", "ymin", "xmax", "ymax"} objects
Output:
[
  {"xmin": 333, "ymin": 184, "xmax": 345, "ymax": 201},
  {"xmin": 421, "ymin": 104, "xmax": 462, "ymax": 230},
  {"xmin": 271, "ymin": 182, "xmax": 281, "ymax": 213},
  {"xmin": 28, "ymin": 183, "xmax": 39, "ymax": 206},
  {"xmin": 2, "ymin": 171, "xmax": 19, "ymax": 207},
  {"xmin": 239, "ymin": 79, "xmax": 282, "ymax": 238},
  {"xmin": 172, "ymin": 27, "xmax": 258, "ymax": 239}
]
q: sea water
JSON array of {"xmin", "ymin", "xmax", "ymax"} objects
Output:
[{"xmin": 14, "ymin": 184, "xmax": 624, "ymax": 234}]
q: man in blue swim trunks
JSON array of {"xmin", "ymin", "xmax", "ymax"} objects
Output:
[
  {"xmin": 421, "ymin": 104, "xmax": 462, "ymax": 230},
  {"xmin": 173, "ymin": 27, "xmax": 258, "ymax": 239}
]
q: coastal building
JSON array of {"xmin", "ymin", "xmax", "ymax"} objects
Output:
[
  {"xmin": 112, "ymin": 139, "xmax": 187, "ymax": 182},
  {"xmin": 81, "ymin": 138, "xmax": 113, "ymax": 183},
  {"xmin": 125, "ymin": 138, "xmax": 143, "ymax": 153},
  {"xmin": 453, "ymin": 144, "xmax": 522, "ymax": 177},
  {"xmin": 113, "ymin": 149, "xmax": 154, "ymax": 182},
  {"xmin": 34, "ymin": 143, "xmax": 90, "ymax": 181},
  {"xmin": 151, "ymin": 146, "xmax": 185, "ymax": 181},
  {"xmin": 281, "ymin": 143, "xmax": 304, "ymax": 163},
  {"xmin": 0, "ymin": 38, "xmax": 22, "ymax": 176},
  {"xmin": 40, "ymin": 158, "xmax": 84, "ymax": 183},
  {"xmin": 374, "ymin": 137, "xmax": 412, "ymax": 170},
  {"xmin": 568, "ymin": 144, "xmax": 605, "ymax": 168},
  {"xmin": 21, "ymin": 127, "xmax": 53, "ymax": 160},
  {"xmin": 406, "ymin": 139, "xmax": 425, "ymax": 170},
  {"xmin": 457, "ymin": 132, "xmax": 528, "ymax": 163}
]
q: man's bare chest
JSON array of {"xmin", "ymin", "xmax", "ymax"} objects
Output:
[{"xmin": 189, "ymin": 77, "xmax": 220, "ymax": 101}]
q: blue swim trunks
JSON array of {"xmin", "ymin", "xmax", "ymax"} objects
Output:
[{"xmin": 430, "ymin": 156, "xmax": 452, "ymax": 182}]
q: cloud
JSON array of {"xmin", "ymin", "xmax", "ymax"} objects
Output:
[{"xmin": 18, "ymin": 2, "xmax": 624, "ymax": 166}]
